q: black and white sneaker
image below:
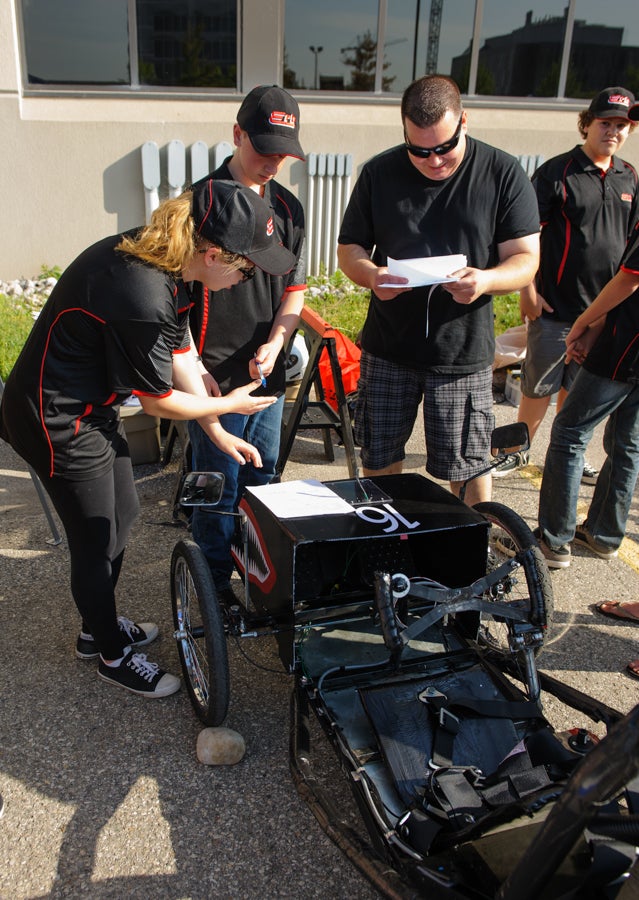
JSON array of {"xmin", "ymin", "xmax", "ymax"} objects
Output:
[
  {"xmin": 581, "ymin": 461, "xmax": 599, "ymax": 486},
  {"xmin": 76, "ymin": 616, "xmax": 159, "ymax": 660},
  {"xmin": 492, "ymin": 450, "xmax": 530, "ymax": 477},
  {"xmin": 98, "ymin": 649, "xmax": 181, "ymax": 697},
  {"xmin": 574, "ymin": 524, "xmax": 618, "ymax": 560},
  {"xmin": 533, "ymin": 528, "xmax": 571, "ymax": 569}
]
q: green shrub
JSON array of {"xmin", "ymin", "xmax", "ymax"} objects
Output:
[
  {"xmin": 0, "ymin": 293, "xmax": 34, "ymax": 381},
  {"xmin": 493, "ymin": 293, "xmax": 522, "ymax": 334}
]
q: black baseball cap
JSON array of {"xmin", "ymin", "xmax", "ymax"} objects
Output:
[
  {"xmin": 629, "ymin": 103, "xmax": 639, "ymax": 122},
  {"xmin": 236, "ymin": 85, "xmax": 305, "ymax": 160},
  {"xmin": 192, "ymin": 179, "xmax": 296, "ymax": 275},
  {"xmin": 588, "ymin": 86, "xmax": 635, "ymax": 120}
]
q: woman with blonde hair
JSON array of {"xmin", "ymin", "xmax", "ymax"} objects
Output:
[{"xmin": 0, "ymin": 179, "xmax": 295, "ymax": 698}]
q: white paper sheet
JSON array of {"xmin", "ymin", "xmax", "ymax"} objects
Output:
[
  {"xmin": 379, "ymin": 254, "xmax": 467, "ymax": 288},
  {"xmin": 246, "ymin": 479, "xmax": 355, "ymax": 519}
]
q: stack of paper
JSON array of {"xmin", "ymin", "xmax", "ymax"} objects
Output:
[{"xmin": 379, "ymin": 254, "xmax": 467, "ymax": 288}]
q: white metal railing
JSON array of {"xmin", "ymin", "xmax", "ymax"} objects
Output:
[
  {"xmin": 140, "ymin": 143, "xmax": 542, "ymax": 277},
  {"xmin": 305, "ymin": 152, "xmax": 353, "ymax": 276}
]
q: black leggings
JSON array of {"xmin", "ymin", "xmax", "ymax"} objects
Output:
[{"xmin": 41, "ymin": 445, "xmax": 140, "ymax": 658}]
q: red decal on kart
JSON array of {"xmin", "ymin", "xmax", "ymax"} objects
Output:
[{"xmin": 231, "ymin": 499, "xmax": 276, "ymax": 593}]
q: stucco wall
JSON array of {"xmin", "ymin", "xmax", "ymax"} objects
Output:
[{"xmin": 7, "ymin": 92, "xmax": 639, "ymax": 281}]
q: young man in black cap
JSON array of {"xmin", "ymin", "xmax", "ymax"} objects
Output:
[
  {"xmin": 494, "ymin": 86, "xmax": 638, "ymax": 479},
  {"xmin": 188, "ymin": 85, "xmax": 306, "ymax": 603},
  {"xmin": 0, "ymin": 180, "xmax": 294, "ymax": 697}
]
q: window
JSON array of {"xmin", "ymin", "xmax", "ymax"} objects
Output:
[
  {"xmin": 284, "ymin": 0, "xmax": 639, "ymax": 99},
  {"xmin": 283, "ymin": 0, "xmax": 379, "ymax": 91},
  {"xmin": 567, "ymin": 1, "xmax": 639, "ymax": 99},
  {"xmin": 462, "ymin": 1, "xmax": 565, "ymax": 97},
  {"xmin": 21, "ymin": 0, "xmax": 130, "ymax": 84},
  {"xmin": 20, "ymin": 0, "xmax": 237, "ymax": 88}
]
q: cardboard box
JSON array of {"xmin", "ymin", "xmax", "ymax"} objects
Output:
[{"xmin": 119, "ymin": 404, "xmax": 161, "ymax": 465}]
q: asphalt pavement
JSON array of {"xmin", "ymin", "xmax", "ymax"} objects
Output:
[{"xmin": 2, "ymin": 376, "xmax": 639, "ymax": 900}]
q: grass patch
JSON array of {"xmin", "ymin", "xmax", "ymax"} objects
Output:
[
  {"xmin": 0, "ymin": 269, "xmax": 521, "ymax": 383},
  {"xmin": 0, "ymin": 294, "xmax": 34, "ymax": 382}
]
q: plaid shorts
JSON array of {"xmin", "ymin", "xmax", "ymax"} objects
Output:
[{"xmin": 354, "ymin": 350, "xmax": 494, "ymax": 481}]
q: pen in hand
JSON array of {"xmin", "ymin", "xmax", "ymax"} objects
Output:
[{"xmin": 254, "ymin": 356, "xmax": 267, "ymax": 388}]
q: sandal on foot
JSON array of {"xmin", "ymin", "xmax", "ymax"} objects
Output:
[
  {"xmin": 626, "ymin": 660, "xmax": 639, "ymax": 680},
  {"xmin": 595, "ymin": 600, "xmax": 639, "ymax": 624}
]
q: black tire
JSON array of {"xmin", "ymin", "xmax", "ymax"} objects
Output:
[
  {"xmin": 473, "ymin": 501, "xmax": 554, "ymax": 657},
  {"xmin": 171, "ymin": 539, "xmax": 230, "ymax": 726}
]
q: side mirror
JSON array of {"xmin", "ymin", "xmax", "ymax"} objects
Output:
[
  {"xmin": 491, "ymin": 423, "xmax": 530, "ymax": 458},
  {"xmin": 178, "ymin": 471, "xmax": 225, "ymax": 507}
]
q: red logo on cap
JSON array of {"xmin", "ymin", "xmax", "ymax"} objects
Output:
[
  {"xmin": 269, "ymin": 110, "xmax": 296, "ymax": 129},
  {"xmin": 609, "ymin": 94, "xmax": 631, "ymax": 108},
  {"xmin": 266, "ymin": 216, "xmax": 274, "ymax": 236}
]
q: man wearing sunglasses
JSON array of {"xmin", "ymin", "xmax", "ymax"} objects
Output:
[
  {"xmin": 188, "ymin": 85, "xmax": 307, "ymax": 604},
  {"xmin": 338, "ymin": 74, "xmax": 539, "ymax": 506}
]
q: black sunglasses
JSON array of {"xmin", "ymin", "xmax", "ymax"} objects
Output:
[{"xmin": 404, "ymin": 114, "xmax": 463, "ymax": 159}]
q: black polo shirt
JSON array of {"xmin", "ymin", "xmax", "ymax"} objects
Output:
[
  {"xmin": 189, "ymin": 161, "xmax": 307, "ymax": 394},
  {"xmin": 585, "ymin": 222, "xmax": 639, "ymax": 383},
  {"xmin": 338, "ymin": 137, "xmax": 539, "ymax": 373},
  {"xmin": 0, "ymin": 233, "xmax": 191, "ymax": 478},
  {"xmin": 533, "ymin": 146, "xmax": 638, "ymax": 322}
]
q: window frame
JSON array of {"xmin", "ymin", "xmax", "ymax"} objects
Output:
[{"xmin": 15, "ymin": 0, "xmax": 593, "ymax": 104}]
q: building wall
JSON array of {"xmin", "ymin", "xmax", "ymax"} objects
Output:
[{"xmin": 2, "ymin": 2, "xmax": 639, "ymax": 280}]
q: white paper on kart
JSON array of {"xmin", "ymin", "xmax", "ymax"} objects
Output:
[
  {"xmin": 378, "ymin": 254, "xmax": 467, "ymax": 288},
  {"xmin": 246, "ymin": 479, "xmax": 355, "ymax": 518}
]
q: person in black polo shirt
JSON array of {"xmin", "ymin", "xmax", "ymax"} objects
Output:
[
  {"xmin": 188, "ymin": 85, "xmax": 306, "ymax": 603},
  {"xmin": 494, "ymin": 86, "xmax": 638, "ymax": 480},
  {"xmin": 0, "ymin": 179, "xmax": 294, "ymax": 698},
  {"xmin": 536, "ymin": 124, "xmax": 639, "ymax": 576},
  {"xmin": 337, "ymin": 75, "xmax": 539, "ymax": 506}
]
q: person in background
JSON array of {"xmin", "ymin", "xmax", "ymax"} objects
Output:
[
  {"xmin": 494, "ymin": 86, "xmax": 638, "ymax": 480},
  {"xmin": 337, "ymin": 74, "xmax": 539, "ymax": 506},
  {"xmin": 536, "ymin": 122, "xmax": 639, "ymax": 575},
  {"xmin": 0, "ymin": 179, "xmax": 295, "ymax": 697},
  {"xmin": 188, "ymin": 85, "xmax": 306, "ymax": 604}
]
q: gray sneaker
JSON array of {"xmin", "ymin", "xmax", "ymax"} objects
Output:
[
  {"xmin": 581, "ymin": 461, "xmax": 599, "ymax": 486},
  {"xmin": 492, "ymin": 450, "xmax": 530, "ymax": 477},
  {"xmin": 534, "ymin": 528, "xmax": 571, "ymax": 569},
  {"xmin": 574, "ymin": 524, "xmax": 618, "ymax": 560}
]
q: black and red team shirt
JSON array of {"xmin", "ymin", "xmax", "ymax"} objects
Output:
[
  {"xmin": 338, "ymin": 137, "xmax": 539, "ymax": 373},
  {"xmin": 0, "ymin": 232, "xmax": 191, "ymax": 479},
  {"xmin": 189, "ymin": 160, "xmax": 307, "ymax": 396},
  {"xmin": 533, "ymin": 145, "xmax": 638, "ymax": 322},
  {"xmin": 585, "ymin": 222, "xmax": 639, "ymax": 383}
]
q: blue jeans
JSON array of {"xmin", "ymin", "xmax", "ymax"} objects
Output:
[
  {"xmin": 538, "ymin": 368, "xmax": 639, "ymax": 551},
  {"xmin": 188, "ymin": 395, "xmax": 284, "ymax": 589}
]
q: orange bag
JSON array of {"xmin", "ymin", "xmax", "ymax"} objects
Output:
[{"xmin": 318, "ymin": 329, "xmax": 361, "ymax": 410}]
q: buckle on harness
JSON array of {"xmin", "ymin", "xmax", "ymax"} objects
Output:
[{"xmin": 439, "ymin": 706, "xmax": 460, "ymax": 733}]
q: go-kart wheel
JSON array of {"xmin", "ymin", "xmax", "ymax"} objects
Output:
[
  {"xmin": 171, "ymin": 539, "xmax": 230, "ymax": 726},
  {"xmin": 473, "ymin": 501, "xmax": 554, "ymax": 657}
]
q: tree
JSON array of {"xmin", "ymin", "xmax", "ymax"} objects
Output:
[{"xmin": 340, "ymin": 30, "xmax": 395, "ymax": 92}]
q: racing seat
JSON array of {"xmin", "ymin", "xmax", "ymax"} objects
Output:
[{"xmin": 360, "ymin": 663, "xmax": 580, "ymax": 852}]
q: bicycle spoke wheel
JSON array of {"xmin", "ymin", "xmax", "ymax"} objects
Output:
[
  {"xmin": 171, "ymin": 539, "xmax": 230, "ymax": 726},
  {"xmin": 473, "ymin": 501, "xmax": 554, "ymax": 657}
]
